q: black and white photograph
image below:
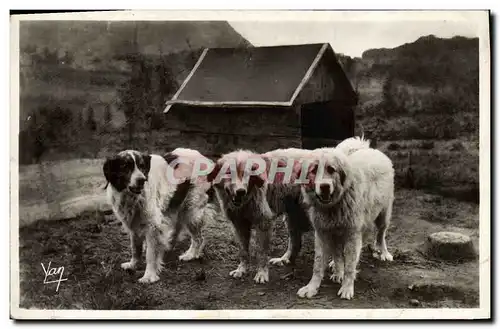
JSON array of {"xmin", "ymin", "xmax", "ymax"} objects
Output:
[{"xmin": 9, "ymin": 10, "xmax": 490, "ymax": 319}]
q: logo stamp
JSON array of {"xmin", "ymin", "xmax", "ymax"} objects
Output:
[{"xmin": 41, "ymin": 261, "xmax": 68, "ymax": 292}]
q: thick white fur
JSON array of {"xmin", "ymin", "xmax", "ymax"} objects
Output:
[
  {"xmin": 263, "ymin": 147, "xmax": 314, "ymax": 160},
  {"xmin": 168, "ymin": 148, "xmax": 216, "ymax": 261},
  {"xmin": 170, "ymin": 147, "xmax": 212, "ymax": 192},
  {"xmin": 297, "ymin": 145, "xmax": 395, "ymax": 300},
  {"xmin": 335, "ymin": 136, "xmax": 371, "ymax": 156}
]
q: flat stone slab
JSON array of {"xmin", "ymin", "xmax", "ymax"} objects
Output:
[{"xmin": 425, "ymin": 231, "xmax": 476, "ymax": 261}]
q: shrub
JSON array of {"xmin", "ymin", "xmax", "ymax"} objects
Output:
[
  {"xmin": 387, "ymin": 142, "xmax": 400, "ymax": 150},
  {"xmin": 419, "ymin": 141, "xmax": 435, "ymax": 150},
  {"xmin": 19, "ymin": 105, "xmax": 75, "ymax": 164},
  {"xmin": 449, "ymin": 141, "xmax": 465, "ymax": 152}
]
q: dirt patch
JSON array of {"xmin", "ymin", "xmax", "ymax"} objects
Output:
[{"xmin": 17, "ymin": 189, "xmax": 479, "ymax": 310}]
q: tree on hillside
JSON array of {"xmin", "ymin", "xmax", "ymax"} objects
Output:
[
  {"xmin": 21, "ymin": 44, "xmax": 37, "ymax": 55},
  {"xmin": 118, "ymin": 54, "xmax": 177, "ymax": 141},
  {"xmin": 62, "ymin": 50, "xmax": 74, "ymax": 65},
  {"xmin": 104, "ymin": 104, "xmax": 112, "ymax": 127},
  {"xmin": 381, "ymin": 74, "xmax": 398, "ymax": 116},
  {"xmin": 20, "ymin": 106, "xmax": 74, "ymax": 164},
  {"xmin": 86, "ymin": 106, "xmax": 97, "ymax": 132},
  {"xmin": 75, "ymin": 109, "xmax": 85, "ymax": 130},
  {"xmin": 42, "ymin": 47, "xmax": 59, "ymax": 65}
]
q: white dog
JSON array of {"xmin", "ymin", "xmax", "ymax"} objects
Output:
[{"xmin": 295, "ymin": 140, "xmax": 395, "ymax": 300}]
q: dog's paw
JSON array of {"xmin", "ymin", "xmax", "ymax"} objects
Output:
[
  {"xmin": 372, "ymin": 250, "xmax": 394, "ymax": 262},
  {"xmin": 253, "ymin": 268, "xmax": 269, "ymax": 284},
  {"xmin": 121, "ymin": 261, "xmax": 137, "ymax": 270},
  {"xmin": 229, "ymin": 268, "xmax": 246, "ymax": 279},
  {"xmin": 178, "ymin": 252, "xmax": 199, "ymax": 262},
  {"xmin": 330, "ymin": 273, "xmax": 344, "ymax": 284},
  {"xmin": 138, "ymin": 272, "xmax": 160, "ymax": 284},
  {"xmin": 269, "ymin": 257, "xmax": 290, "ymax": 267},
  {"xmin": 337, "ymin": 283, "xmax": 354, "ymax": 300},
  {"xmin": 380, "ymin": 251, "xmax": 393, "ymax": 262},
  {"xmin": 297, "ymin": 284, "xmax": 318, "ymax": 299}
]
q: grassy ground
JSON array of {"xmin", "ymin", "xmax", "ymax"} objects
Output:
[{"xmin": 18, "ymin": 189, "xmax": 479, "ymax": 310}]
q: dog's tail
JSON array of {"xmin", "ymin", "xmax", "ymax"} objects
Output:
[
  {"xmin": 167, "ymin": 179, "xmax": 194, "ymax": 211},
  {"xmin": 336, "ymin": 135, "xmax": 371, "ymax": 156}
]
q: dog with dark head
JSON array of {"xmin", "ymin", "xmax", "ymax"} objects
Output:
[
  {"xmin": 103, "ymin": 150, "xmax": 151, "ymax": 194},
  {"xmin": 103, "ymin": 148, "xmax": 216, "ymax": 284}
]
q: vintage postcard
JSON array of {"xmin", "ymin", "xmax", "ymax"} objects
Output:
[{"xmin": 10, "ymin": 10, "xmax": 490, "ymax": 320}]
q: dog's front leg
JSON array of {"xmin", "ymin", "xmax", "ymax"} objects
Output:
[
  {"xmin": 254, "ymin": 220, "xmax": 272, "ymax": 284},
  {"xmin": 121, "ymin": 232, "xmax": 143, "ymax": 270},
  {"xmin": 138, "ymin": 230, "xmax": 161, "ymax": 284},
  {"xmin": 269, "ymin": 216, "xmax": 302, "ymax": 267},
  {"xmin": 229, "ymin": 220, "xmax": 251, "ymax": 279},
  {"xmin": 297, "ymin": 231, "xmax": 330, "ymax": 298},
  {"xmin": 337, "ymin": 230, "xmax": 362, "ymax": 300},
  {"xmin": 330, "ymin": 239, "xmax": 345, "ymax": 284}
]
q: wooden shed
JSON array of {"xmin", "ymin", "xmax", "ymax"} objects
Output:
[{"xmin": 164, "ymin": 43, "xmax": 358, "ymax": 157}]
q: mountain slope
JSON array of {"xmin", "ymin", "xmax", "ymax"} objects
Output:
[
  {"xmin": 20, "ymin": 20, "xmax": 252, "ymax": 68},
  {"xmin": 361, "ymin": 35, "xmax": 478, "ymax": 87},
  {"xmin": 336, "ymin": 35, "xmax": 479, "ymax": 141}
]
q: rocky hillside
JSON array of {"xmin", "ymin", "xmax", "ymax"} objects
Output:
[
  {"xmin": 20, "ymin": 21, "xmax": 251, "ymax": 69},
  {"xmin": 336, "ymin": 35, "xmax": 479, "ymax": 141}
]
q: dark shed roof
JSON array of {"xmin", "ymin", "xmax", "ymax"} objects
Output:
[{"xmin": 165, "ymin": 43, "xmax": 355, "ymax": 111}]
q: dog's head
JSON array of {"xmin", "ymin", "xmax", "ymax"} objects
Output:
[
  {"xmin": 207, "ymin": 151, "xmax": 269, "ymax": 207},
  {"xmin": 163, "ymin": 149, "xmax": 213, "ymax": 186},
  {"xmin": 103, "ymin": 150, "xmax": 151, "ymax": 194},
  {"xmin": 293, "ymin": 150, "xmax": 351, "ymax": 205}
]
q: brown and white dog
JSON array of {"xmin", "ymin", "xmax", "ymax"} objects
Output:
[
  {"xmin": 103, "ymin": 148, "xmax": 216, "ymax": 284},
  {"xmin": 208, "ymin": 150, "xmax": 273, "ymax": 283},
  {"xmin": 293, "ymin": 139, "xmax": 395, "ymax": 300},
  {"xmin": 208, "ymin": 149, "xmax": 315, "ymax": 283}
]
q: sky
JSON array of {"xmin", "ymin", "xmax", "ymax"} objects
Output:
[{"xmin": 229, "ymin": 20, "xmax": 479, "ymax": 57}]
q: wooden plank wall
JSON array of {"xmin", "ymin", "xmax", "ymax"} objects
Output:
[
  {"xmin": 295, "ymin": 54, "xmax": 337, "ymax": 105},
  {"xmin": 162, "ymin": 105, "xmax": 302, "ymax": 156},
  {"xmin": 295, "ymin": 50, "xmax": 355, "ymax": 148}
]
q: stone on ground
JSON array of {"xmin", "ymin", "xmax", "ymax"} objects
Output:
[{"xmin": 425, "ymin": 231, "xmax": 476, "ymax": 261}]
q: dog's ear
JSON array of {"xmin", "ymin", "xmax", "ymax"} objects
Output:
[
  {"xmin": 103, "ymin": 156, "xmax": 117, "ymax": 183},
  {"xmin": 103, "ymin": 156, "xmax": 127, "ymax": 191},
  {"xmin": 141, "ymin": 153, "xmax": 152, "ymax": 178},
  {"xmin": 248, "ymin": 158, "xmax": 268, "ymax": 188},
  {"xmin": 289, "ymin": 159, "xmax": 306, "ymax": 184},
  {"xmin": 305, "ymin": 161, "xmax": 319, "ymax": 188},
  {"xmin": 262, "ymin": 156, "xmax": 289, "ymax": 184},
  {"xmin": 338, "ymin": 167, "xmax": 347, "ymax": 186},
  {"xmin": 163, "ymin": 152, "xmax": 179, "ymax": 169},
  {"xmin": 207, "ymin": 161, "xmax": 222, "ymax": 183}
]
